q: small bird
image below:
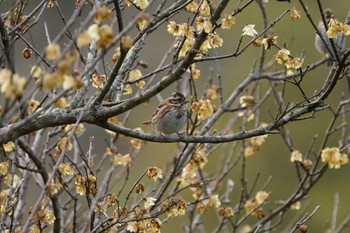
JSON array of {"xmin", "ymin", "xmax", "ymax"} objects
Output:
[
  {"xmin": 143, "ymin": 92, "xmax": 188, "ymax": 135},
  {"xmin": 315, "ymin": 8, "xmax": 345, "ymax": 60}
]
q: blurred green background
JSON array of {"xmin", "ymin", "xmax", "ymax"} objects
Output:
[{"xmin": 2, "ymin": 0, "xmax": 350, "ymax": 232}]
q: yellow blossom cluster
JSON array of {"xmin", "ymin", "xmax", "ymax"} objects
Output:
[
  {"xmin": 42, "ymin": 49, "xmax": 83, "ymax": 91},
  {"xmin": 76, "ymin": 6, "xmax": 114, "ymax": 49},
  {"xmin": 196, "ymin": 193, "xmax": 222, "ymax": 214},
  {"xmin": 327, "ymin": 18, "xmax": 350, "ymax": 39},
  {"xmin": 129, "ymin": 128, "xmax": 143, "ymax": 150},
  {"xmin": 28, "ymin": 99, "xmax": 40, "ymax": 114},
  {"xmin": 95, "ymin": 194, "xmax": 118, "ymax": 213},
  {"xmin": 244, "ymin": 134, "xmax": 268, "ymax": 157},
  {"xmin": 146, "ymin": 167, "xmax": 163, "ymax": 182},
  {"xmin": 167, "ymin": 0, "xmax": 229, "ymax": 59},
  {"xmin": 4, "ymin": 9, "xmax": 28, "ymax": 32},
  {"xmin": 127, "ymin": 218, "xmax": 162, "ymax": 233},
  {"xmin": 2, "ymin": 141, "xmax": 15, "ymax": 152},
  {"xmin": 275, "ymin": 49, "xmax": 303, "ymax": 74},
  {"xmin": 54, "ymin": 137, "xmax": 73, "ymax": 157},
  {"xmin": 243, "ymin": 191, "xmax": 269, "ymax": 218},
  {"xmin": 125, "ymin": 0, "xmax": 149, "ymax": 9},
  {"xmin": 177, "ymin": 146, "xmax": 208, "ymax": 188},
  {"xmin": 63, "ymin": 123, "xmax": 85, "ymax": 135},
  {"xmin": 206, "ymin": 85, "xmax": 219, "ymax": 100},
  {"xmin": 58, "ymin": 162, "xmax": 76, "ymax": 175},
  {"xmin": 46, "ymin": 180, "xmax": 62, "ymax": 197},
  {"xmin": 188, "ymin": 64, "xmax": 201, "ymax": 80},
  {"xmin": 289, "ymin": 7, "xmax": 301, "ymax": 21},
  {"xmin": 290, "ymin": 150, "xmax": 313, "ymax": 170},
  {"xmin": 0, "ymin": 69, "xmax": 26, "ymax": 100},
  {"xmin": 161, "ymin": 197, "xmax": 187, "ymax": 217},
  {"xmin": 191, "ymin": 99, "xmax": 214, "ymax": 120},
  {"xmin": 74, "ymin": 174, "xmax": 97, "ymax": 196},
  {"xmin": 218, "ymin": 207, "xmax": 234, "ymax": 217},
  {"xmin": 0, "ymin": 162, "xmax": 9, "ymax": 176},
  {"xmin": 321, "ymin": 147, "xmax": 348, "ymax": 169},
  {"xmin": 128, "ymin": 69, "xmax": 146, "ymax": 89},
  {"xmin": 91, "ymin": 72, "xmax": 107, "ymax": 89},
  {"xmin": 114, "ymin": 153, "xmax": 132, "ymax": 167},
  {"xmin": 30, "ymin": 201, "xmax": 56, "ymax": 225}
]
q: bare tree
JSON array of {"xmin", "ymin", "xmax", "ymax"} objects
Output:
[{"xmin": 0, "ymin": 0, "xmax": 349, "ymax": 232}]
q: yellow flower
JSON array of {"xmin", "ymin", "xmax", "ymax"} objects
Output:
[
  {"xmin": 122, "ymin": 84, "xmax": 133, "ymax": 95},
  {"xmin": 98, "ymin": 25, "xmax": 114, "ymax": 48},
  {"xmin": 221, "ymin": 14, "xmax": 235, "ymax": 29},
  {"xmin": 137, "ymin": 13, "xmax": 150, "ymax": 31},
  {"xmin": 112, "ymin": 47, "xmax": 121, "ymax": 63},
  {"xmin": 77, "ymin": 31, "xmax": 92, "ymax": 48},
  {"xmin": 210, "ymin": 34, "xmax": 223, "ymax": 48},
  {"xmin": 94, "ymin": 6, "xmax": 112, "ymax": 24},
  {"xmin": 302, "ymin": 159, "xmax": 313, "ymax": 170},
  {"xmin": 207, "ymin": 194, "xmax": 221, "ymax": 208},
  {"xmin": 185, "ymin": 0, "xmax": 198, "ymax": 13},
  {"xmin": 43, "ymin": 209, "xmax": 56, "ymax": 225},
  {"xmin": 206, "ymin": 85, "xmax": 219, "ymax": 100},
  {"xmin": 144, "ymin": 197, "xmax": 157, "ymax": 209},
  {"xmin": 342, "ymin": 24, "xmax": 350, "ymax": 36},
  {"xmin": 146, "ymin": 167, "xmax": 163, "ymax": 182},
  {"xmin": 244, "ymin": 200, "xmax": 257, "ymax": 214},
  {"xmin": 199, "ymin": 0, "xmax": 211, "ymax": 16},
  {"xmin": 92, "ymin": 73, "xmax": 107, "ymax": 89},
  {"xmin": 58, "ymin": 162, "xmax": 75, "ymax": 175},
  {"xmin": 134, "ymin": 0, "xmax": 149, "ymax": 9},
  {"xmin": 75, "ymin": 175, "xmax": 86, "ymax": 195},
  {"xmin": 196, "ymin": 16, "xmax": 213, "ymax": 33},
  {"xmin": 127, "ymin": 221, "xmax": 138, "ymax": 232},
  {"xmin": 120, "ymin": 35, "xmax": 133, "ymax": 49},
  {"xmin": 179, "ymin": 23, "xmax": 194, "ymax": 38},
  {"xmin": 178, "ymin": 38, "xmax": 194, "ymax": 57},
  {"xmin": 0, "ymin": 162, "xmax": 9, "ymax": 175},
  {"xmin": 275, "ymin": 49, "xmax": 290, "ymax": 65},
  {"xmin": 261, "ymin": 35, "xmax": 278, "ymax": 50},
  {"xmin": 189, "ymin": 64, "xmax": 201, "ymax": 80},
  {"xmin": 0, "ymin": 69, "xmax": 26, "ymax": 99},
  {"xmin": 4, "ymin": 174, "xmax": 20, "ymax": 188},
  {"xmin": 57, "ymin": 137, "xmax": 73, "ymax": 151},
  {"xmin": 191, "ymin": 99, "xmax": 214, "ymax": 120},
  {"xmin": 29, "ymin": 99, "xmax": 40, "ymax": 114},
  {"xmin": 114, "ymin": 153, "xmax": 132, "ymax": 166},
  {"xmin": 129, "ymin": 69, "xmax": 142, "ymax": 80},
  {"xmin": 3, "ymin": 141, "xmax": 15, "ymax": 152},
  {"xmin": 218, "ymin": 207, "xmax": 234, "ymax": 217},
  {"xmin": 64, "ymin": 123, "xmax": 85, "ymax": 135},
  {"xmin": 130, "ymin": 138, "xmax": 142, "ymax": 150},
  {"xmin": 56, "ymin": 97, "xmax": 68, "ymax": 108},
  {"xmin": 290, "ymin": 150, "xmax": 303, "ymax": 162},
  {"xmin": 289, "ymin": 7, "xmax": 301, "ymax": 21},
  {"xmin": 167, "ymin": 21, "xmax": 180, "ymax": 36},
  {"xmin": 240, "ymin": 95, "xmax": 255, "ymax": 107},
  {"xmin": 45, "ymin": 43, "xmax": 61, "ymax": 60},
  {"xmin": 255, "ymin": 191, "xmax": 268, "ymax": 205},
  {"xmin": 242, "ymin": 24, "xmax": 258, "ymax": 37},
  {"xmin": 30, "ymin": 66, "xmax": 42, "ymax": 79},
  {"xmin": 63, "ymin": 75, "xmax": 82, "ymax": 90},
  {"xmin": 291, "ymin": 201, "xmax": 301, "ymax": 210},
  {"xmin": 321, "ymin": 147, "xmax": 349, "ymax": 169},
  {"xmin": 43, "ymin": 72, "xmax": 64, "ymax": 91}
]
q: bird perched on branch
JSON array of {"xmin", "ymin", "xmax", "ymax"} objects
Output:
[
  {"xmin": 143, "ymin": 92, "xmax": 188, "ymax": 135},
  {"xmin": 315, "ymin": 8, "xmax": 346, "ymax": 63}
]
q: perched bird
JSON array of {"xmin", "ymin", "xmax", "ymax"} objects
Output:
[
  {"xmin": 315, "ymin": 8, "xmax": 345, "ymax": 60},
  {"xmin": 143, "ymin": 92, "xmax": 188, "ymax": 135}
]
